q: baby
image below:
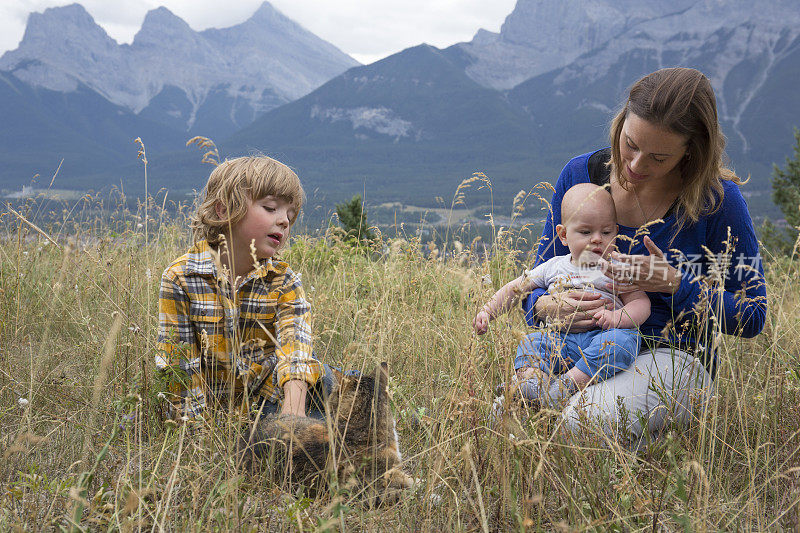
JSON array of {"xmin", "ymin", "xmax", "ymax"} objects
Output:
[{"xmin": 474, "ymin": 183, "xmax": 651, "ymax": 409}]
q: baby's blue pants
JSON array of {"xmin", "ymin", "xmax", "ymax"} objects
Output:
[{"xmin": 514, "ymin": 329, "xmax": 640, "ymax": 381}]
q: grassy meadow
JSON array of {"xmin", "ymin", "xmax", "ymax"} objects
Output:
[{"xmin": 1, "ymin": 185, "xmax": 799, "ymax": 531}]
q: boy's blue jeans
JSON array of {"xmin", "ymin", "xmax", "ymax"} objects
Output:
[{"xmin": 514, "ymin": 329, "xmax": 640, "ymax": 381}]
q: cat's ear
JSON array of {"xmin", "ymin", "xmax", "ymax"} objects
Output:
[
  {"xmin": 376, "ymin": 361, "xmax": 389, "ymax": 388},
  {"xmin": 328, "ymin": 366, "xmax": 345, "ymax": 384}
]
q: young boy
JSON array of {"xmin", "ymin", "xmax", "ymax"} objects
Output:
[
  {"xmin": 157, "ymin": 156, "xmax": 323, "ymax": 420},
  {"xmin": 474, "ymin": 183, "xmax": 650, "ymax": 409}
]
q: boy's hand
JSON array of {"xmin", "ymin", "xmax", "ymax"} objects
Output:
[
  {"xmin": 281, "ymin": 379, "xmax": 308, "ymax": 417},
  {"xmin": 593, "ymin": 308, "xmax": 620, "ymax": 329},
  {"xmin": 473, "ymin": 310, "xmax": 491, "ymax": 334}
]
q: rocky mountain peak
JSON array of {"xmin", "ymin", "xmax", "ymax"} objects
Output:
[
  {"xmin": 0, "ymin": 3, "xmax": 119, "ymax": 93},
  {"xmin": 32, "ymin": 3, "xmax": 96, "ymax": 28},
  {"xmin": 500, "ymin": 0, "xmax": 698, "ymax": 53},
  {"xmin": 249, "ymin": 1, "xmax": 282, "ymax": 23},
  {"xmin": 356, "ymin": 43, "xmax": 444, "ymax": 75},
  {"xmin": 133, "ymin": 7, "xmax": 196, "ymax": 46},
  {"xmin": 470, "ymin": 29, "xmax": 499, "ymax": 46},
  {"xmin": 1, "ymin": 2, "xmax": 358, "ymax": 131},
  {"xmin": 141, "ymin": 6, "xmax": 188, "ymax": 28},
  {"xmin": 219, "ymin": 1, "xmax": 312, "ymax": 40},
  {"xmin": 19, "ymin": 3, "xmax": 116, "ymax": 50}
]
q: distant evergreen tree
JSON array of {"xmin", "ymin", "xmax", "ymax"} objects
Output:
[
  {"xmin": 772, "ymin": 129, "xmax": 800, "ymax": 227},
  {"xmin": 764, "ymin": 129, "xmax": 800, "ymax": 255},
  {"xmin": 335, "ymin": 195, "xmax": 376, "ymax": 245}
]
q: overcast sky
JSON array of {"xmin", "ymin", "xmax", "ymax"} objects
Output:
[{"xmin": 0, "ymin": 0, "xmax": 518, "ymax": 64}]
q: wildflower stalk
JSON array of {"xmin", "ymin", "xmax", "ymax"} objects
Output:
[{"xmin": 135, "ymin": 138, "xmax": 149, "ymax": 247}]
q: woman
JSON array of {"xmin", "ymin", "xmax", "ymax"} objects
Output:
[{"xmin": 520, "ymin": 67, "xmax": 767, "ymax": 449}]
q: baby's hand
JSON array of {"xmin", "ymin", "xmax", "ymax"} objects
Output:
[
  {"xmin": 593, "ymin": 309, "xmax": 619, "ymax": 329},
  {"xmin": 473, "ymin": 310, "xmax": 490, "ymax": 335}
]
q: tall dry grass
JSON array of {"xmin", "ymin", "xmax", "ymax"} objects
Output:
[{"xmin": 1, "ymin": 180, "xmax": 799, "ymax": 531}]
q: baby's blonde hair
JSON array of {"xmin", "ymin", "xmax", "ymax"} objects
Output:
[
  {"xmin": 191, "ymin": 156, "xmax": 305, "ymax": 245},
  {"xmin": 561, "ymin": 183, "xmax": 617, "ymax": 227}
]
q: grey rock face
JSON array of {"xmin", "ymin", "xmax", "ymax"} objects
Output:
[
  {"xmin": 456, "ymin": 0, "xmax": 800, "ymax": 155},
  {"xmin": 0, "ymin": 2, "xmax": 359, "ymax": 131},
  {"xmin": 459, "ymin": 0, "xmax": 800, "ymax": 92}
]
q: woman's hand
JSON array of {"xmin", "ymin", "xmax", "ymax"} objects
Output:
[
  {"xmin": 603, "ymin": 236, "xmax": 681, "ymax": 294},
  {"xmin": 534, "ymin": 290, "xmax": 612, "ymax": 332}
]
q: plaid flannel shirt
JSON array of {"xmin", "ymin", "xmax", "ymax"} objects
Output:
[{"xmin": 156, "ymin": 240, "xmax": 321, "ymax": 419}]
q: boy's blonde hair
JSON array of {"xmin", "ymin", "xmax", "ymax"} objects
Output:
[{"xmin": 191, "ymin": 156, "xmax": 305, "ymax": 245}]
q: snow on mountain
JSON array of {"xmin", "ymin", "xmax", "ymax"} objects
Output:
[
  {"xmin": 310, "ymin": 105, "xmax": 419, "ymax": 141},
  {"xmin": 0, "ymin": 2, "xmax": 359, "ymax": 132}
]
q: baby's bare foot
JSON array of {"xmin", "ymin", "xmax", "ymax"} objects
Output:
[{"xmin": 516, "ymin": 366, "xmax": 547, "ymax": 382}]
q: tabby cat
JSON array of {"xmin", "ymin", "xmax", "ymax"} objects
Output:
[{"xmin": 239, "ymin": 362, "xmax": 415, "ymax": 497}]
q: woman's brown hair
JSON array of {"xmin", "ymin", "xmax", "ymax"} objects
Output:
[{"xmin": 609, "ymin": 67, "xmax": 743, "ymax": 233}]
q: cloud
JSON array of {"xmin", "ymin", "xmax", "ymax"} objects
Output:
[{"xmin": 269, "ymin": 0, "xmax": 516, "ymax": 58}]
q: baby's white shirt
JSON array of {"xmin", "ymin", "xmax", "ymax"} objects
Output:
[{"xmin": 524, "ymin": 255, "xmax": 623, "ymax": 309}]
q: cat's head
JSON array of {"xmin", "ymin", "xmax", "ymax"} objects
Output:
[{"xmin": 329, "ymin": 362, "xmax": 392, "ymax": 433}]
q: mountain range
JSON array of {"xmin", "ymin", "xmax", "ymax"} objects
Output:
[
  {"xmin": 3, "ymin": 0, "xmax": 799, "ymax": 219},
  {"xmin": 0, "ymin": 2, "xmax": 357, "ymax": 194}
]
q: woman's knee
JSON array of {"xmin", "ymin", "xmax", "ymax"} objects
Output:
[
  {"xmin": 561, "ymin": 390, "xmax": 617, "ymax": 437},
  {"xmin": 562, "ymin": 399, "xmax": 647, "ymax": 447},
  {"xmin": 560, "ymin": 370, "xmax": 646, "ymax": 443}
]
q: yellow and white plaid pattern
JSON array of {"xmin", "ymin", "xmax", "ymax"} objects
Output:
[{"xmin": 156, "ymin": 240, "xmax": 321, "ymax": 419}]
